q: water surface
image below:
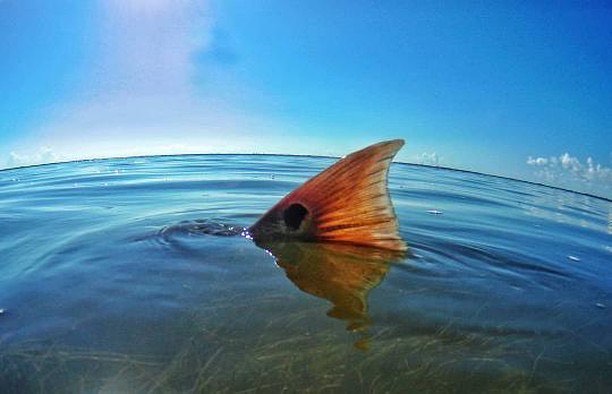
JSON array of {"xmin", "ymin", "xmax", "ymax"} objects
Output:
[{"xmin": 0, "ymin": 155, "xmax": 610, "ymax": 392}]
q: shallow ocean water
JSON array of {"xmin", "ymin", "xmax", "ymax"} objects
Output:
[{"xmin": 0, "ymin": 154, "xmax": 610, "ymax": 393}]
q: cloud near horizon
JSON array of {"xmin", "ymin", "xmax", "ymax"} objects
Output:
[
  {"xmin": 6, "ymin": 147, "xmax": 59, "ymax": 168},
  {"xmin": 527, "ymin": 152, "xmax": 611, "ymax": 197},
  {"xmin": 416, "ymin": 152, "xmax": 441, "ymax": 166}
]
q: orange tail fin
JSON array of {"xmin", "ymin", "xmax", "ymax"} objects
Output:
[{"xmin": 248, "ymin": 139, "xmax": 406, "ymax": 251}]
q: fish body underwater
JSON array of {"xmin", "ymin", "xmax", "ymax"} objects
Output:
[{"xmin": 248, "ymin": 139, "xmax": 407, "ymax": 252}]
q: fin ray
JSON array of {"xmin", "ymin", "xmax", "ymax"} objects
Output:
[{"xmin": 249, "ymin": 139, "xmax": 407, "ymax": 251}]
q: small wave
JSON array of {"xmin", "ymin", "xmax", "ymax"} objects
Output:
[
  {"xmin": 130, "ymin": 219, "xmax": 247, "ymax": 254},
  {"xmin": 159, "ymin": 219, "xmax": 246, "ymax": 238}
]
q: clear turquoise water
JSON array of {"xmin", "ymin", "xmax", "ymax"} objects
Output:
[{"xmin": 0, "ymin": 155, "xmax": 610, "ymax": 392}]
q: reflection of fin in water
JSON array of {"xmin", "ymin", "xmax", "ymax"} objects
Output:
[
  {"xmin": 249, "ymin": 140, "xmax": 407, "ymax": 252},
  {"xmin": 257, "ymin": 240, "xmax": 404, "ymax": 350},
  {"xmin": 248, "ymin": 140, "xmax": 408, "ymax": 349}
]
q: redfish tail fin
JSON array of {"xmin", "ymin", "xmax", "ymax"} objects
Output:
[{"xmin": 249, "ymin": 139, "xmax": 407, "ymax": 252}]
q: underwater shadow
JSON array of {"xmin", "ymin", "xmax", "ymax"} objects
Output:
[{"xmin": 255, "ymin": 240, "xmax": 406, "ymax": 350}]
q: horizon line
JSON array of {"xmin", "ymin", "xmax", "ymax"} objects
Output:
[{"xmin": 1, "ymin": 151, "xmax": 610, "ymax": 202}]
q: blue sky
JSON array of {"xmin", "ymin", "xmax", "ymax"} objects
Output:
[{"xmin": 1, "ymin": 1, "xmax": 611, "ymax": 197}]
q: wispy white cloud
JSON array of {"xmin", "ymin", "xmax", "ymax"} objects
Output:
[
  {"xmin": 526, "ymin": 152, "xmax": 611, "ymax": 197},
  {"xmin": 95, "ymin": 0, "xmax": 212, "ymax": 96},
  {"xmin": 3, "ymin": 0, "xmax": 284, "ymax": 168}
]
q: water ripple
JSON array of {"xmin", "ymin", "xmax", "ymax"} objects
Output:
[{"xmin": 0, "ymin": 154, "xmax": 610, "ymax": 390}]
